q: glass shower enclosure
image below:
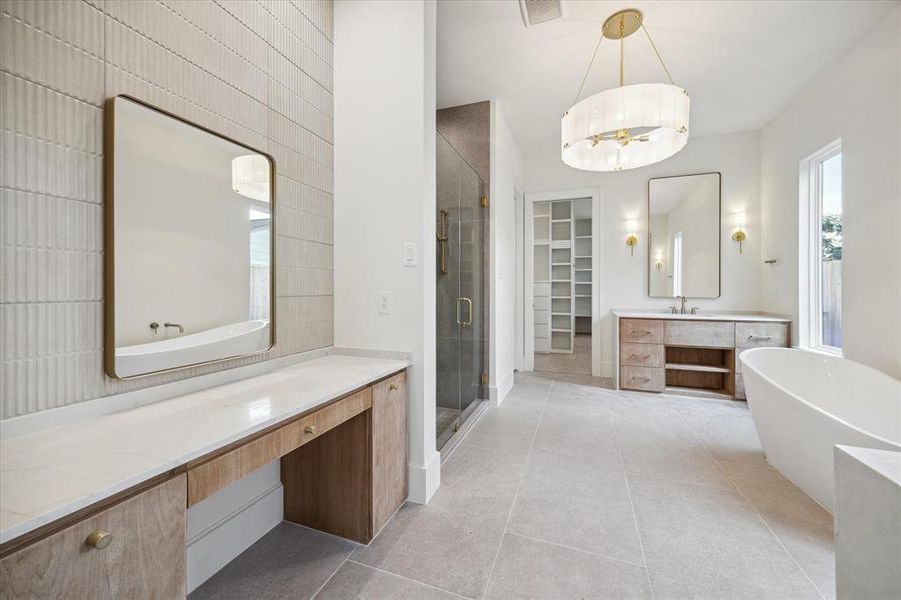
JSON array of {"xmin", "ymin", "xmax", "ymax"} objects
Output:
[{"xmin": 436, "ymin": 132, "xmax": 488, "ymax": 451}]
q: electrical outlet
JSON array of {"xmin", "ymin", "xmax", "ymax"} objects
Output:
[{"xmin": 378, "ymin": 291, "xmax": 392, "ymax": 315}]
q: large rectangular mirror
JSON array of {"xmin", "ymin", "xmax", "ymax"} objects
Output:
[
  {"xmin": 106, "ymin": 96, "xmax": 274, "ymax": 378},
  {"xmin": 648, "ymin": 172, "xmax": 721, "ymax": 298}
]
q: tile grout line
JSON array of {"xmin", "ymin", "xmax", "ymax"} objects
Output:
[
  {"xmin": 608, "ymin": 400, "xmax": 657, "ymax": 600},
  {"xmin": 342, "ymin": 559, "xmax": 472, "ymax": 600},
  {"xmin": 700, "ymin": 441, "xmax": 828, "ymax": 600},
  {"xmin": 478, "ymin": 374, "xmax": 554, "ymax": 600},
  {"xmin": 503, "ymin": 531, "xmax": 648, "ymax": 570}
]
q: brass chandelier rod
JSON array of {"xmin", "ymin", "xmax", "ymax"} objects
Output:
[
  {"xmin": 571, "ymin": 10, "xmax": 678, "ymax": 107},
  {"xmin": 639, "ymin": 22, "xmax": 674, "ymax": 85},
  {"xmin": 572, "ymin": 33, "xmax": 604, "ymax": 106}
]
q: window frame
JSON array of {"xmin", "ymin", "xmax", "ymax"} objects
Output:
[{"xmin": 798, "ymin": 138, "xmax": 842, "ymax": 355}]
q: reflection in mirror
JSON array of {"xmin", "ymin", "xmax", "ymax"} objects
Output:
[
  {"xmin": 108, "ymin": 96, "xmax": 274, "ymax": 378},
  {"xmin": 647, "ymin": 172, "xmax": 720, "ymax": 299}
]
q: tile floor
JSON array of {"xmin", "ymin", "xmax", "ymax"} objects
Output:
[
  {"xmin": 191, "ymin": 371, "xmax": 834, "ymax": 600},
  {"xmin": 534, "ymin": 333, "xmax": 592, "ymax": 375}
]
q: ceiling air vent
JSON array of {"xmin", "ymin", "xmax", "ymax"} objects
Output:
[{"xmin": 519, "ymin": 0, "xmax": 562, "ymax": 27}]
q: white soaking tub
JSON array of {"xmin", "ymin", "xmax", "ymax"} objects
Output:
[{"xmin": 740, "ymin": 348, "xmax": 900, "ymax": 512}]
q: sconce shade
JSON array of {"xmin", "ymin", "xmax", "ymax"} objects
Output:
[{"xmin": 232, "ymin": 154, "xmax": 270, "ymax": 202}]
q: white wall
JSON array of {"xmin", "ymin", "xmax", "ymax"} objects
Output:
[
  {"xmin": 334, "ymin": 0, "xmax": 440, "ymax": 502},
  {"xmin": 759, "ymin": 7, "xmax": 901, "ymax": 378},
  {"xmin": 489, "ymin": 102, "xmax": 524, "ymax": 403},
  {"xmin": 523, "ymin": 131, "xmax": 762, "ymax": 377}
]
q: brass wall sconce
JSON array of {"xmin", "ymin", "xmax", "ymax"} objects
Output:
[
  {"xmin": 654, "ymin": 252, "xmax": 664, "ymax": 271},
  {"xmin": 732, "ymin": 212, "xmax": 747, "ymax": 253},
  {"xmin": 437, "ymin": 209, "xmax": 449, "ymax": 274},
  {"xmin": 626, "ymin": 220, "xmax": 638, "ymax": 256}
]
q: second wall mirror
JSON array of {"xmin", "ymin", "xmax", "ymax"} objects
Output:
[
  {"xmin": 106, "ymin": 96, "xmax": 275, "ymax": 378},
  {"xmin": 647, "ymin": 172, "xmax": 721, "ymax": 299}
]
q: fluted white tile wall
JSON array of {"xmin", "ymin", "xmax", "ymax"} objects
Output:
[{"xmin": 0, "ymin": 0, "xmax": 335, "ymax": 419}]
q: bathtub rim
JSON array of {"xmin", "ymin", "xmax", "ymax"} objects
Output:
[{"xmin": 739, "ymin": 347, "xmax": 901, "ymax": 450}]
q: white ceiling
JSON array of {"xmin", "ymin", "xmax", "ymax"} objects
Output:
[{"xmin": 437, "ymin": 0, "xmax": 898, "ymax": 159}]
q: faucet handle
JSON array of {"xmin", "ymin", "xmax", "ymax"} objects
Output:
[
  {"xmin": 668, "ymin": 306, "xmax": 677, "ymax": 314},
  {"xmin": 149, "ymin": 322, "xmax": 159, "ymax": 335},
  {"xmin": 690, "ymin": 307, "xmax": 700, "ymax": 314}
]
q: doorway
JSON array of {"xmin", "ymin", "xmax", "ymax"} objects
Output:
[{"xmin": 522, "ymin": 189, "xmax": 602, "ymax": 378}]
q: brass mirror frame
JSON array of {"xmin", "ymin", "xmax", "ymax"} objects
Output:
[
  {"xmin": 103, "ymin": 94, "xmax": 277, "ymax": 379},
  {"xmin": 646, "ymin": 172, "xmax": 722, "ymax": 300}
]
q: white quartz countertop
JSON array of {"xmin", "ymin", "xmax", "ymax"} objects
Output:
[
  {"xmin": 613, "ymin": 310, "xmax": 791, "ymax": 322},
  {"xmin": 0, "ymin": 354, "xmax": 409, "ymax": 545}
]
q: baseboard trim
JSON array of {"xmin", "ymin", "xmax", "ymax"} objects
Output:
[
  {"xmin": 407, "ymin": 450, "xmax": 441, "ymax": 504},
  {"xmin": 490, "ymin": 371, "xmax": 515, "ymax": 407}
]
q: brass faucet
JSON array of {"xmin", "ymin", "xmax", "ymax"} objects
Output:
[
  {"xmin": 679, "ymin": 296, "xmax": 687, "ymax": 314},
  {"xmin": 164, "ymin": 322, "xmax": 185, "ymax": 334}
]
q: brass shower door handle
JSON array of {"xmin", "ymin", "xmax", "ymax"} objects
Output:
[{"xmin": 461, "ymin": 297, "xmax": 473, "ymax": 327}]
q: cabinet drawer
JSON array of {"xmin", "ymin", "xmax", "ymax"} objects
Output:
[
  {"xmin": 188, "ymin": 387, "xmax": 372, "ymax": 506},
  {"xmin": 620, "ymin": 319, "xmax": 664, "ymax": 344},
  {"xmin": 0, "ymin": 476, "xmax": 186, "ymax": 600},
  {"xmin": 736, "ymin": 322, "xmax": 789, "ymax": 348},
  {"xmin": 665, "ymin": 321, "xmax": 735, "ymax": 348},
  {"xmin": 621, "ymin": 366, "xmax": 665, "ymax": 392},
  {"xmin": 620, "ymin": 343, "xmax": 664, "ymax": 368}
]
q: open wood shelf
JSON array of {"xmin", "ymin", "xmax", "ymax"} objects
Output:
[{"xmin": 665, "ymin": 363, "xmax": 730, "ymax": 373}]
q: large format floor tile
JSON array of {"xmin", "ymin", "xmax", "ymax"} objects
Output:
[
  {"xmin": 189, "ymin": 522, "xmax": 356, "ymax": 600},
  {"xmin": 484, "ymin": 533, "xmax": 653, "ymax": 599},
  {"xmin": 191, "ymin": 372, "xmax": 834, "ymax": 600}
]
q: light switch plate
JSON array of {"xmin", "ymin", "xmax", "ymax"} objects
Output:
[
  {"xmin": 378, "ymin": 291, "xmax": 392, "ymax": 315},
  {"xmin": 403, "ymin": 242, "xmax": 417, "ymax": 266}
]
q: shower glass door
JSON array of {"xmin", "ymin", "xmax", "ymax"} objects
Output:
[{"xmin": 436, "ymin": 132, "xmax": 488, "ymax": 451}]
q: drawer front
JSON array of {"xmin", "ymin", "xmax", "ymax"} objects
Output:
[
  {"xmin": 0, "ymin": 476, "xmax": 186, "ymax": 600},
  {"xmin": 665, "ymin": 321, "xmax": 735, "ymax": 348},
  {"xmin": 736, "ymin": 322, "xmax": 789, "ymax": 348},
  {"xmin": 188, "ymin": 387, "xmax": 372, "ymax": 506},
  {"xmin": 735, "ymin": 373, "xmax": 746, "ymax": 399},
  {"xmin": 621, "ymin": 366, "xmax": 665, "ymax": 393},
  {"xmin": 620, "ymin": 343, "xmax": 664, "ymax": 368},
  {"xmin": 620, "ymin": 319, "xmax": 664, "ymax": 344}
]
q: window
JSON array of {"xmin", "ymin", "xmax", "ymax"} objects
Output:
[
  {"xmin": 800, "ymin": 140, "xmax": 842, "ymax": 352},
  {"xmin": 672, "ymin": 231, "xmax": 683, "ymax": 297}
]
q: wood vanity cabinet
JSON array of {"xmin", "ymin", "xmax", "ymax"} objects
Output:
[
  {"xmin": 282, "ymin": 370, "xmax": 408, "ymax": 543},
  {"xmin": 619, "ymin": 317, "xmax": 789, "ymax": 399},
  {"xmin": 0, "ymin": 475, "xmax": 186, "ymax": 600}
]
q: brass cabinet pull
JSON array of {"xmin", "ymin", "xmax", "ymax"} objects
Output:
[
  {"xmin": 748, "ymin": 335, "xmax": 772, "ymax": 341},
  {"xmin": 389, "ymin": 383, "xmax": 398, "ymax": 391},
  {"xmin": 631, "ymin": 377, "xmax": 650, "ymax": 383},
  {"xmin": 635, "ymin": 330, "xmax": 651, "ymax": 336},
  {"xmin": 630, "ymin": 355, "xmax": 650, "ymax": 361},
  {"xmin": 86, "ymin": 530, "xmax": 112, "ymax": 550},
  {"xmin": 304, "ymin": 425, "xmax": 317, "ymax": 435}
]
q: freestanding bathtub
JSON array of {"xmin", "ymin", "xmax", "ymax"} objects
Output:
[{"xmin": 740, "ymin": 347, "xmax": 900, "ymax": 512}]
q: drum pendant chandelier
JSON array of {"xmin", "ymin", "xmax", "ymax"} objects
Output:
[{"xmin": 561, "ymin": 9, "xmax": 689, "ymax": 172}]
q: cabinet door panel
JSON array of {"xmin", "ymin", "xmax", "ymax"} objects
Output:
[
  {"xmin": 372, "ymin": 371, "xmax": 408, "ymax": 534},
  {"xmin": 0, "ymin": 476, "xmax": 186, "ymax": 600}
]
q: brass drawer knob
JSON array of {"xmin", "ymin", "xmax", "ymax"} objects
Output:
[
  {"xmin": 304, "ymin": 424, "xmax": 317, "ymax": 435},
  {"xmin": 86, "ymin": 530, "xmax": 112, "ymax": 549},
  {"xmin": 389, "ymin": 384, "xmax": 398, "ymax": 391}
]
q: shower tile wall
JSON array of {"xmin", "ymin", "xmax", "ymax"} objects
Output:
[{"xmin": 0, "ymin": 0, "xmax": 335, "ymax": 419}]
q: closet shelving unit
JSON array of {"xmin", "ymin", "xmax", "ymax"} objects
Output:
[
  {"xmin": 573, "ymin": 216, "xmax": 592, "ymax": 335},
  {"xmin": 534, "ymin": 201, "xmax": 575, "ymax": 353}
]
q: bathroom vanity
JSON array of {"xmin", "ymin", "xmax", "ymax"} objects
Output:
[
  {"xmin": 0, "ymin": 355, "xmax": 409, "ymax": 599},
  {"xmin": 613, "ymin": 311, "xmax": 791, "ymax": 399}
]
